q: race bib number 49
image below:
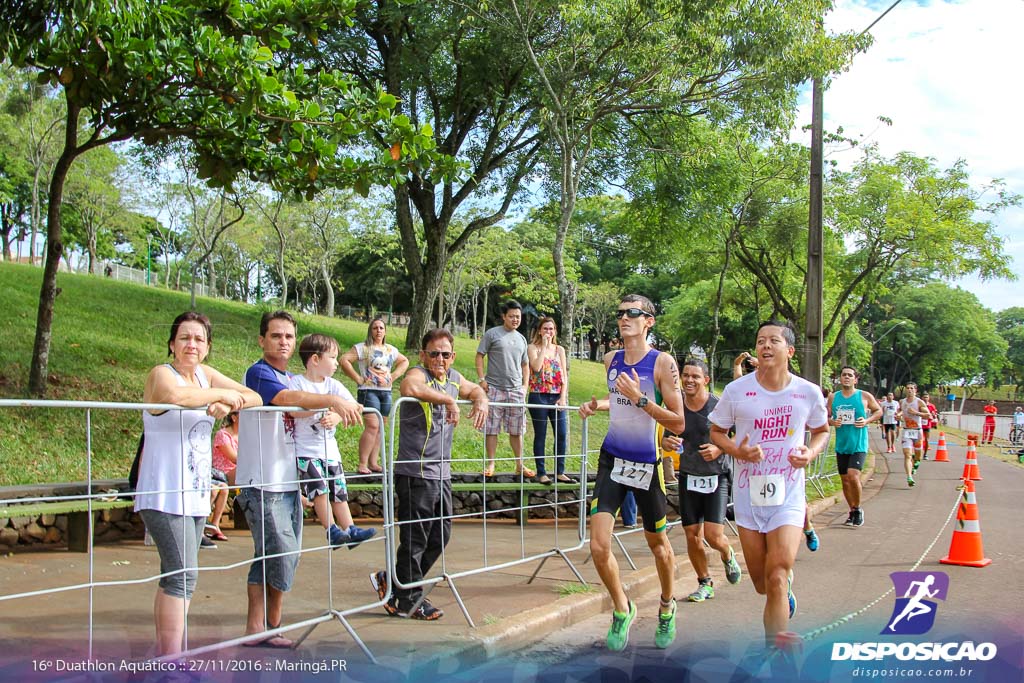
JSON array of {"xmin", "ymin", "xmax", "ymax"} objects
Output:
[
  {"xmin": 610, "ymin": 458, "xmax": 655, "ymax": 490},
  {"xmin": 749, "ymin": 474, "xmax": 785, "ymax": 507}
]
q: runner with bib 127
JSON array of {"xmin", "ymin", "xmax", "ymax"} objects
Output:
[{"xmin": 578, "ymin": 294, "xmax": 686, "ymax": 652}]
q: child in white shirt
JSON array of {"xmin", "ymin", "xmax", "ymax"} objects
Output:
[{"xmin": 288, "ymin": 333, "xmax": 376, "ymax": 548}]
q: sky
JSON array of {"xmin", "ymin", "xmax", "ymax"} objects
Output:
[{"xmin": 795, "ymin": 0, "xmax": 1024, "ymax": 312}]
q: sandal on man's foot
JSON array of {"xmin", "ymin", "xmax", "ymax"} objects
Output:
[{"xmin": 243, "ymin": 623, "xmax": 294, "ymax": 649}]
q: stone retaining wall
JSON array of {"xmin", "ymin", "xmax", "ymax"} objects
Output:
[
  {"xmin": 1, "ymin": 476, "xmax": 684, "ymax": 552},
  {"xmin": 0, "ymin": 506, "xmax": 144, "ymax": 550}
]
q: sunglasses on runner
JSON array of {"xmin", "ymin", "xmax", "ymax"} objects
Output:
[
  {"xmin": 615, "ymin": 308, "xmax": 653, "ymax": 319},
  {"xmin": 425, "ymin": 350, "xmax": 454, "ymax": 359}
]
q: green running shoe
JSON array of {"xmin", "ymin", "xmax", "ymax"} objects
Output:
[
  {"xmin": 723, "ymin": 548, "xmax": 742, "ymax": 585},
  {"xmin": 606, "ymin": 600, "xmax": 636, "ymax": 651},
  {"xmin": 687, "ymin": 582, "xmax": 715, "ymax": 602},
  {"xmin": 654, "ymin": 598, "xmax": 677, "ymax": 649}
]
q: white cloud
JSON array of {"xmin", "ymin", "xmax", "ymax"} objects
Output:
[{"xmin": 795, "ymin": 0, "xmax": 1024, "ymax": 311}]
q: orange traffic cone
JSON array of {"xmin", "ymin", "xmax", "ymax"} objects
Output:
[
  {"xmin": 940, "ymin": 480, "xmax": 991, "ymax": 567},
  {"xmin": 961, "ymin": 440, "xmax": 982, "ymax": 481},
  {"xmin": 967, "ymin": 433, "xmax": 979, "ymax": 446},
  {"xmin": 933, "ymin": 433, "xmax": 950, "ymax": 462}
]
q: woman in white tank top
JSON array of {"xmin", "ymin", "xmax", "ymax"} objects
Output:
[{"xmin": 137, "ymin": 311, "xmax": 261, "ymax": 657}]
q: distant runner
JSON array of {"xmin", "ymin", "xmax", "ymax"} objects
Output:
[
  {"xmin": 827, "ymin": 367, "xmax": 882, "ymax": 527},
  {"xmin": 880, "ymin": 392, "xmax": 900, "ymax": 453}
]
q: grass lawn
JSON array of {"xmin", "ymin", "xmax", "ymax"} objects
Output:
[{"xmin": 0, "ymin": 262, "xmax": 610, "ymax": 486}]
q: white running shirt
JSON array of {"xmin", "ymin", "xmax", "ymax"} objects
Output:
[{"xmin": 709, "ymin": 372, "xmax": 827, "ymax": 531}]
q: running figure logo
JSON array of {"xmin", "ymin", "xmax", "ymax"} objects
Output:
[{"xmin": 883, "ymin": 571, "xmax": 949, "ymax": 635}]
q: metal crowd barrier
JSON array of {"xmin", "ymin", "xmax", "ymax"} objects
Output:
[
  {"xmin": 0, "ymin": 400, "xmax": 390, "ymax": 664},
  {"xmin": 381, "ymin": 397, "xmax": 591, "ymax": 627}
]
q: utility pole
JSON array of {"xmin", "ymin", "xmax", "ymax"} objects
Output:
[
  {"xmin": 803, "ymin": 0, "xmax": 902, "ymax": 387},
  {"xmin": 804, "ymin": 74, "xmax": 824, "ymax": 386}
]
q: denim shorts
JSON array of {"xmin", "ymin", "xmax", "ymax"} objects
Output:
[
  {"xmin": 139, "ymin": 509, "xmax": 204, "ymax": 599},
  {"xmin": 237, "ymin": 489, "xmax": 303, "ymax": 592},
  {"xmin": 358, "ymin": 388, "xmax": 393, "ymax": 418}
]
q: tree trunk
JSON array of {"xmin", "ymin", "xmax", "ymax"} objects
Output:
[
  {"xmin": 276, "ymin": 228, "xmax": 288, "ymax": 308},
  {"xmin": 0, "ymin": 208, "xmax": 11, "ymax": 261},
  {"xmin": 396, "ymin": 184, "xmax": 447, "ymax": 352},
  {"xmin": 29, "ymin": 104, "xmax": 80, "ymax": 396},
  {"xmin": 30, "ymin": 166, "xmax": 42, "ymax": 266},
  {"xmin": 481, "ymin": 286, "xmax": 489, "ymax": 335},
  {"xmin": 553, "ymin": 180, "xmax": 577, "ymax": 347},
  {"xmin": 709, "ymin": 233, "xmax": 734, "ymax": 385},
  {"xmin": 206, "ymin": 261, "xmax": 217, "ymax": 298},
  {"xmin": 86, "ymin": 230, "xmax": 97, "ymax": 274},
  {"xmin": 321, "ymin": 260, "xmax": 335, "ymax": 317}
]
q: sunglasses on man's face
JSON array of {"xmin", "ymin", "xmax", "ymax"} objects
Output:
[
  {"xmin": 615, "ymin": 308, "xmax": 652, "ymax": 319},
  {"xmin": 425, "ymin": 350, "xmax": 454, "ymax": 359}
]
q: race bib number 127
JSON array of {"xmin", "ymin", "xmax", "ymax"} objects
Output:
[{"xmin": 610, "ymin": 458, "xmax": 655, "ymax": 490}]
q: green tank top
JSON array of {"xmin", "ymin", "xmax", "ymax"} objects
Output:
[{"xmin": 832, "ymin": 389, "xmax": 868, "ymax": 454}]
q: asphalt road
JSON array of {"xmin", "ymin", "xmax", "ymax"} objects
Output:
[{"xmin": 457, "ymin": 438, "xmax": 1024, "ymax": 682}]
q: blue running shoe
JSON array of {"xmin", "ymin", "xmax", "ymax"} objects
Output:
[
  {"xmin": 787, "ymin": 570, "xmax": 797, "ymax": 618},
  {"xmin": 804, "ymin": 528, "xmax": 819, "ymax": 552}
]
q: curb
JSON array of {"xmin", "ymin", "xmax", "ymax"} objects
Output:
[{"xmin": 458, "ymin": 557, "xmax": 686, "ymax": 660}]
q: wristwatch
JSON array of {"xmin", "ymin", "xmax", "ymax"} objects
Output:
[{"xmin": 636, "ymin": 396, "xmax": 649, "ymax": 409}]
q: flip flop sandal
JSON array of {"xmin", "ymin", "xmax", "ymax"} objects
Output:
[
  {"xmin": 243, "ymin": 633, "xmax": 294, "ymax": 649},
  {"xmin": 243, "ymin": 623, "xmax": 294, "ymax": 649}
]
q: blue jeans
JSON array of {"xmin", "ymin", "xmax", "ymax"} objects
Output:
[
  {"xmin": 238, "ymin": 489, "xmax": 303, "ymax": 592},
  {"xmin": 620, "ymin": 491, "xmax": 637, "ymax": 527},
  {"xmin": 528, "ymin": 392, "xmax": 568, "ymax": 476}
]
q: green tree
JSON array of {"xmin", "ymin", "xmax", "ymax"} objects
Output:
[
  {"xmin": 322, "ymin": 1, "xmax": 544, "ymax": 349},
  {"xmin": 996, "ymin": 307, "xmax": 1024, "ymax": 396},
  {"xmin": 501, "ymin": 0, "xmax": 863, "ymax": 345},
  {"xmin": 0, "ymin": 0, "xmax": 434, "ymax": 395},
  {"xmin": 876, "ymin": 284, "xmax": 1006, "ymax": 393},
  {"xmin": 577, "ymin": 280, "xmax": 621, "ymax": 361},
  {"xmin": 0, "ymin": 67, "xmax": 64, "ymax": 265},
  {"xmin": 62, "ymin": 146, "xmax": 125, "ymax": 273}
]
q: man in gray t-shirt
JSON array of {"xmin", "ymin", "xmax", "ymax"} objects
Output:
[{"xmin": 475, "ymin": 300, "xmax": 531, "ymax": 477}]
